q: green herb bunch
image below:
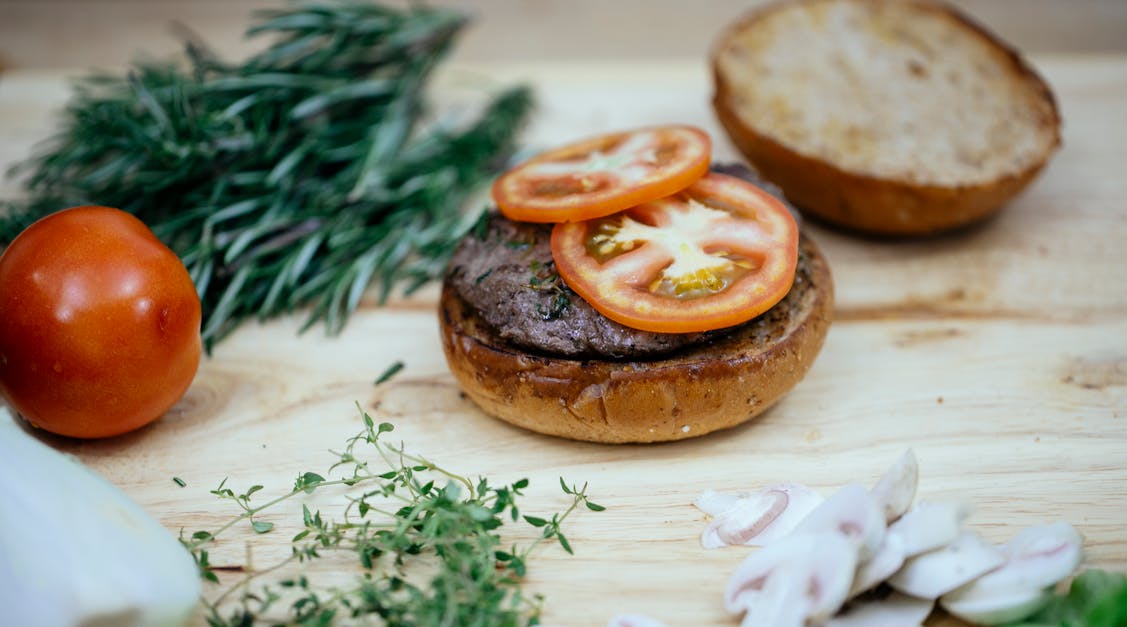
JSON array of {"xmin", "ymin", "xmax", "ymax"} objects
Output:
[
  {"xmin": 183, "ymin": 406, "xmax": 603, "ymax": 626},
  {"xmin": 1, "ymin": 1, "xmax": 533, "ymax": 347},
  {"xmin": 1012, "ymin": 569, "xmax": 1127, "ymax": 627}
]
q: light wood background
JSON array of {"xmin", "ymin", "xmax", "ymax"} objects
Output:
[
  {"xmin": 1, "ymin": 0, "xmax": 1126, "ymax": 73},
  {"xmin": 1, "ymin": 1, "xmax": 1125, "ymax": 626}
]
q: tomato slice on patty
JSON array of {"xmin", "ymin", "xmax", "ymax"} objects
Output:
[
  {"xmin": 492, "ymin": 125, "xmax": 711, "ymax": 223},
  {"xmin": 550, "ymin": 173, "xmax": 798, "ymax": 334}
]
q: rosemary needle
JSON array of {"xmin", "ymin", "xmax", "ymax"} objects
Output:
[{"xmin": 0, "ymin": 1, "xmax": 533, "ymax": 348}]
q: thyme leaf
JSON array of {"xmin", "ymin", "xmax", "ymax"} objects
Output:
[
  {"xmin": 527, "ymin": 260, "xmax": 573, "ymax": 321},
  {"xmin": 1, "ymin": 1, "xmax": 533, "ymax": 348},
  {"xmin": 181, "ymin": 404, "xmax": 601, "ymax": 626}
]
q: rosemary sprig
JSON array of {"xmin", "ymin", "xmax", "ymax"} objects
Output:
[
  {"xmin": 182, "ymin": 405, "xmax": 602, "ymax": 626},
  {"xmin": 0, "ymin": 1, "xmax": 533, "ymax": 347}
]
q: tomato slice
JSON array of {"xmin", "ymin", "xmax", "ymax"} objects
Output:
[
  {"xmin": 492, "ymin": 125, "xmax": 711, "ymax": 223},
  {"xmin": 550, "ymin": 173, "xmax": 798, "ymax": 333}
]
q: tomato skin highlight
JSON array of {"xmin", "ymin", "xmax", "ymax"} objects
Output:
[
  {"xmin": 492, "ymin": 125, "xmax": 712, "ymax": 223},
  {"xmin": 0, "ymin": 206, "xmax": 202, "ymax": 439},
  {"xmin": 550, "ymin": 173, "xmax": 799, "ymax": 334}
]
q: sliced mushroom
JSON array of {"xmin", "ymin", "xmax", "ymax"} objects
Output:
[
  {"xmin": 826, "ymin": 592, "xmax": 935, "ymax": 627},
  {"xmin": 941, "ymin": 586, "xmax": 1053, "ymax": 626},
  {"xmin": 940, "ymin": 522, "xmax": 1083, "ymax": 625},
  {"xmin": 724, "ymin": 531, "xmax": 858, "ymax": 623},
  {"xmin": 694, "ymin": 488, "xmax": 741, "ymax": 517},
  {"xmin": 889, "ymin": 500, "xmax": 971, "ymax": 557},
  {"xmin": 886, "ymin": 531, "xmax": 1007, "ymax": 599},
  {"xmin": 737, "ymin": 561, "xmax": 812, "ymax": 627},
  {"xmin": 804, "ymin": 537, "xmax": 863, "ymax": 625},
  {"xmin": 846, "ymin": 500, "xmax": 970, "ymax": 597},
  {"xmin": 850, "ymin": 532, "xmax": 907, "ymax": 597},
  {"xmin": 870, "ymin": 449, "xmax": 919, "ymax": 523},
  {"xmin": 791, "ymin": 483, "xmax": 887, "ymax": 561},
  {"xmin": 724, "ymin": 535, "xmax": 806, "ymax": 614},
  {"xmin": 751, "ymin": 484, "xmax": 825, "ymax": 545},
  {"xmin": 700, "ymin": 489, "xmax": 788, "ymax": 549},
  {"xmin": 997, "ymin": 522, "xmax": 1083, "ymax": 589},
  {"xmin": 696, "ymin": 483, "xmax": 823, "ymax": 549}
]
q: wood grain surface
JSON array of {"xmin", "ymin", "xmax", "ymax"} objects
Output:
[{"xmin": 1, "ymin": 50, "xmax": 1125, "ymax": 627}]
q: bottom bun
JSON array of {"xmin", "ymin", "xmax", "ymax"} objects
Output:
[{"xmin": 438, "ymin": 233, "xmax": 834, "ymax": 444}]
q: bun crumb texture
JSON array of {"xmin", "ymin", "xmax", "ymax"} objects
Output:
[{"xmin": 712, "ymin": 0, "xmax": 1061, "ymax": 236}]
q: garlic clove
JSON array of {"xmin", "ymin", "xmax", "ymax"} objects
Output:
[
  {"xmin": 791, "ymin": 483, "xmax": 887, "ymax": 561},
  {"xmin": 0, "ymin": 409, "xmax": 200, "ymax": 627},
  {"xmin": 889, "ymin": 500, "xmax": 971, "ymax": 557},
  {"xmin": 886, "ymin": 531, "xmax": 1007, "ymax": 599},
  {"xmin": 938, "ymin": 522, "xmax": 1083, "ymax": 625},
  {"xmin": 826, "ymin": 591, "xmax": 935, "ymax": 627},
  {"xmin": 870, "ymin": 449, "xmax": 919, "ymax": 524}
]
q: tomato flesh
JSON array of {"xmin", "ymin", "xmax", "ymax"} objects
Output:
[
  {"xmin": 0, "ymin": 206, "xmax": 202, "ymax": 439},
  {"xmin": 551, "ymin": 173, "xmax": 798, "ymax": 333},
  {"xmin": 493, "ymin": 125, "xmax": 711, "ymax": 223}
]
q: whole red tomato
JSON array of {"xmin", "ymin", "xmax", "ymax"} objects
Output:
[{"xmin": 0, "ymin": 206, "xmax": 202, "ymax": 439}]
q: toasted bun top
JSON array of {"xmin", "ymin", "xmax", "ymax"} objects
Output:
[{"xmin": 712, "ymin": 0, "xmax": 1060, "ymax": 235}]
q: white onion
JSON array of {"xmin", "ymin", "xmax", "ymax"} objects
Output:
[{"xmin": 0, "ymin": 407, "xmax": 199, "ymax": 627}]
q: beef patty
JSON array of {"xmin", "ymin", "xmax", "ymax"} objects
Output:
[{"xmin": 444, "ymin": 164, "xmax": 809, "ymax": 360}]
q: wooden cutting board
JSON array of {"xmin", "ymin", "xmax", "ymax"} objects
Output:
[{"xmin": 0, "ymin": 56, "xmax": 1125, "ymax": 626}]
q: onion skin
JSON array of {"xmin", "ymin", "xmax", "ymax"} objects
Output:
[{"xmin": 0, "ymin": 407, "xmax": 200, "ymax": 627}]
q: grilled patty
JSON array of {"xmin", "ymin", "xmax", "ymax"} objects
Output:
[{"xmin": 444, "ymin": 164, "xmax": 808, "ymax": 360}]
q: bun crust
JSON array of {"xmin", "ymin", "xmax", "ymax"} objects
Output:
[
  {"xmin": 439, "ymin": 235, "xmax": 834, "ymax": 444},
  {"xmin": 711, "ymin": 0, "xmax": 1061, "ymax": 236}
]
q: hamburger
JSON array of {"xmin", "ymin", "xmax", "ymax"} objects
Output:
[{"xmin": 438, "ymin": 127, "xmax": 833, "ymax": 443}]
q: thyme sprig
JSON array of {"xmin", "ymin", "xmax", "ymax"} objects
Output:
[
  {"xmin": 1, "ymin": 1, "xmax": 533, "ymax": 347},
  {"xmin": 182, "ymin": 406, "xmax": 602, "ymax": 626}
]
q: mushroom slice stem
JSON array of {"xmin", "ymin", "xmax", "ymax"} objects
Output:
[
  {"xmin": 850, "ymin": 532, "xmax": 907, "ymax": 597},
  {"xmin": 791, "ymin": 483, "xmax": 887, "ymax": 561},
  {"xmin": 889, "ymin": 500, "xmax": 971, "ymax": 558},
  {"xmin": 738, "ymin": 560, "xmax": 811, "ymax": 627},
  {"xmin": 826, "ymin": 591, "xmax": 935, "ymax": 627},
  {"xmin": 886, "ymin": 531, "xmax": 1007, "ymax": 599},
  {"xmin": 724, "ymin": 531, "xmax": 858, "ymax": 623},
  {"xmin": 940, "ymin": 522, "xmax": 1083, "ymax": 626},
  {"xmin": 849, "ymin": 499, "xmax": 970, "ymax": 597},
  {"xmin": 870, "ymin": 449, "xmax": 919, "ymax": 524}
]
